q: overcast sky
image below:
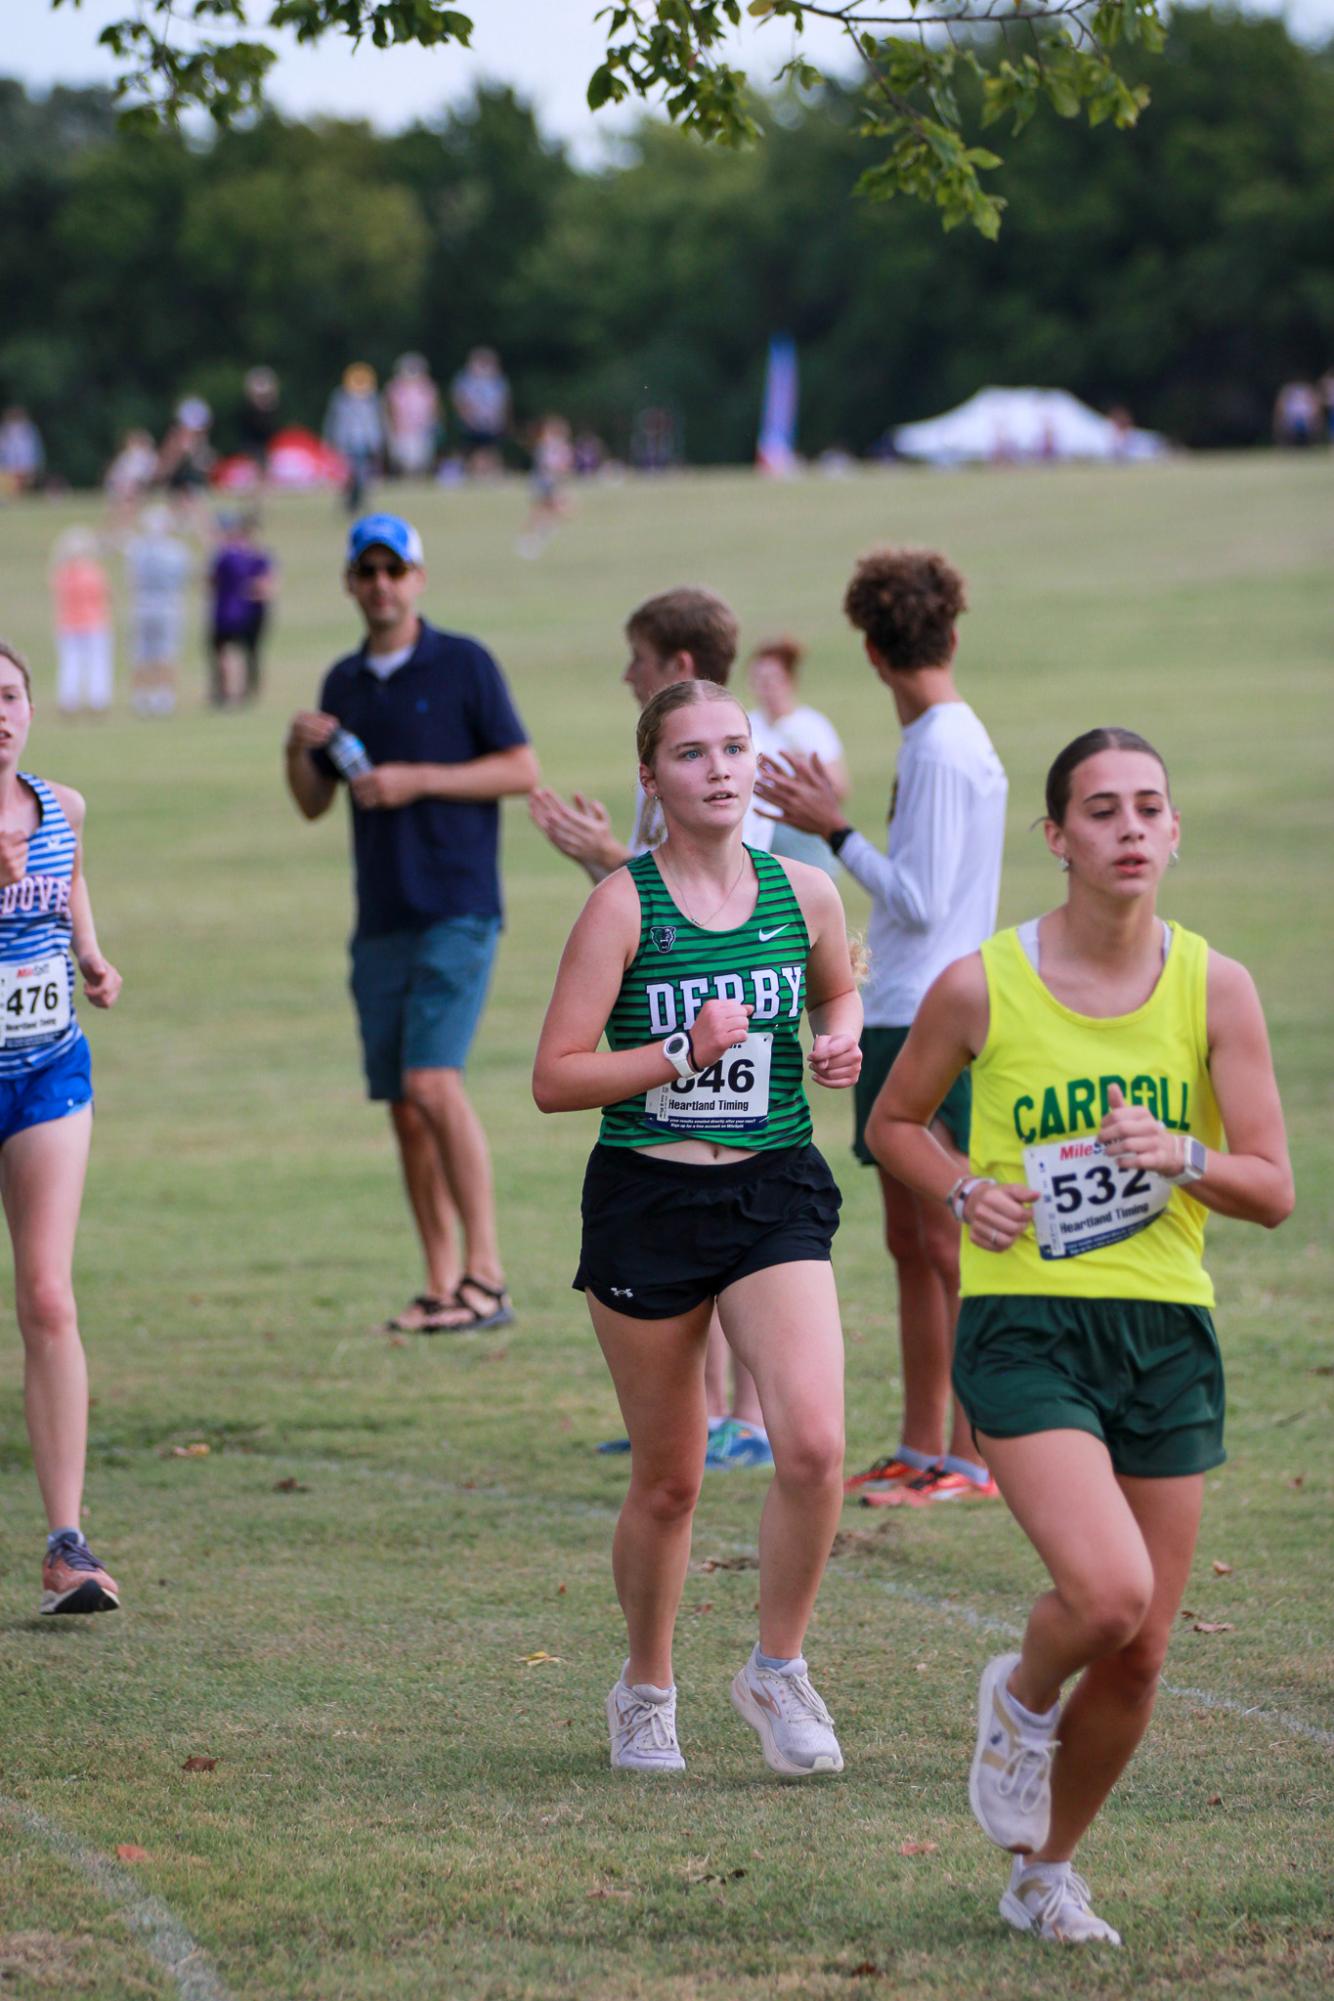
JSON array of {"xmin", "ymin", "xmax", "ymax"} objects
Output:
[{"xmin": 13, "ymin": 2, "xmax": 1333, "ymax": 157}]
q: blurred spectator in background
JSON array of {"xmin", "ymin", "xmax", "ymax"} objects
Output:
[
  {"xmin": 238, "ymin": 366, "xmax": 281, "ymax": 477},
  {"xmin": 573, "ymin": 429, "xmax": 606, "ymax": 478},
  {"xmin": 747, "ymin": 638, "xmax": 850, "ymax": 878},
  {"xmin": 159, "ymin": 397, "xmax": 214, "ymax": 530},
  {"xmin": 450, "ymin": 347, "xmax": 510, "ymax": 477},
  {"xmin": 325, "ymin": 364, "xmax": 384, "ymax": 513},
  {"xmin": 104, "ymin": 428, "xmax": 158, "ymax": 522},
  {"xmin": 630, "ymin": 404, "xmax": 679, "ymax": 473},
  {"xmin": 1318, "ymin": 368, "xmax": 1334, "ymax": 444},
  {"xmin": 125, "ymin": 504, "xmax": 192, "ymax": 717},
  {"xmin": 1272, "ymin": 378, "xmax": 1321, "ymax": 447},
  {"xmin": 207, "ymin": 512, "xmax": 277, "ymax": 708},
  {"xmin": 517, "ymin": 415, "xmax": 574, "ymax": 559},
  {"xmin": 0, "ymin": 406, "xmax": 45, "ymax": 495},
  {"xmin": 51, "ymin": 528, "xmax": 114, "ymax": 717},
  {"xmin": 384, "ymin": 354, "xmax": 440, "ymax": 479}
]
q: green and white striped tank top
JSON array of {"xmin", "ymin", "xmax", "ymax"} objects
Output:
[{"xmin": 599, "ymin": 845, "xmax": 813, "ymax": 1152}]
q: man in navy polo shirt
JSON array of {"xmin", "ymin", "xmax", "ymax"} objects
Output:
[{"xmin": 285, "ymin": 513, "xmax": 538, "ymax": 1333}]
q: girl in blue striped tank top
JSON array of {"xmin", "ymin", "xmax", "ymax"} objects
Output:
[
  {"xmin": 0, "ymin": 641, "xmax": 124, "ymax": 1617},
  {"xmin": 534, "ymin": 682, "xmax": 864, "ymax": 1780}
]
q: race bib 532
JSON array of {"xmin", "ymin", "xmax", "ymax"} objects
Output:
[{"xmin": 1023, "ymin": 1135, "xmax": 1172, "ymax": 1260}]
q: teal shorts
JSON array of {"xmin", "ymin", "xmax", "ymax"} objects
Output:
[
  {"xmin": 954, "ymin": 1295, "xmax": 1226, "ymax": 1479},
  {"xmin": 853, "ymin": 1023, "xmax": 971, "ymax": 1166},
  {"xmin": 349, "ymin": 915, "xmax": 499, "ymax": 1101}
]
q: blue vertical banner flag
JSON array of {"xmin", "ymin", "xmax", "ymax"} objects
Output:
[{"xmin": 756, "ymin": 334, "xmax": 799, "ymax": 476}]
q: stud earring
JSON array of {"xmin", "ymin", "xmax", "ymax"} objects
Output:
[
  {"xmin": 1058, "ymin": 856, "xmax": 1070, "ymax": 872},
  {"xmin": 1169, "ymin": 848, "xmax": 1180, "ymax": 866}
]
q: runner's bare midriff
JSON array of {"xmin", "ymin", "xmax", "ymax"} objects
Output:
[{"xmin": 632, "ymin": 1140, "xmax": 759, "ymax": 1165}]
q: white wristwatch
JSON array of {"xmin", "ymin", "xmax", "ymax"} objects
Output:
[
  {"xmin": 1167, "ymin": 1136, "xmax": 1207, "ymax": 1185},
  {"xmin": 662, "ymin": 1030, "xmax": 699, "ymax": 1081}
]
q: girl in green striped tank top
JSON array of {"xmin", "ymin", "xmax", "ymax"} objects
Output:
[{"xmin": 534, "ymin": 681, "xmax": 863, "ymax": 1779}]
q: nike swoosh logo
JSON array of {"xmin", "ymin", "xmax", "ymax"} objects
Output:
[{"xmin": 757, "ymin": 926, "xmax": 789, "ymax": 942}]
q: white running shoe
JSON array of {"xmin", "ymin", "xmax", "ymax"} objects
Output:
[
  {"xmin": 730, "ymin": 1649, "xmax": 844, "ymax": 1777},
  {"xmin": 1000, "ymin": 1858, "xmax": 1123, "ymax": 1944},
  {"xmin": 606, "ymin": 1666, "xmax": 686, "ymax": 1772},
  {"xmin": 969, "ymin": 1652, "xmax": 1059, "ymax": 1852}
]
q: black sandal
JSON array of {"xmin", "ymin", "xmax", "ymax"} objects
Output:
[
  {"xmin": 384, "ymin": 1293, "xmax": 450, "ymax": 1333},
  {"xmin": 420, "ymin": 1274, "xmax": 515, "ymax": 1335}
]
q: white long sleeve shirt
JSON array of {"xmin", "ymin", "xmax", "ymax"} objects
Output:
[{"xmin": 840, "ymin": 700, "xmax": 1007, "ymax": 1026}]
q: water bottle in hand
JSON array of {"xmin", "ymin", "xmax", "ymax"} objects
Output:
[{"xmin": 326, "ymin": 728, "xmax": 373, "ymax": 781}]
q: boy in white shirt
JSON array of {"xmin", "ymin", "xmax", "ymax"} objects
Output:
[{"xmin": 755, "ymin": 548, "xmax": 1007, "ymax": 1506}]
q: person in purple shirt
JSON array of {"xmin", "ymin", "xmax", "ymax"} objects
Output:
[{"xmin": 208, "ymin": 512, "xmax": 276, "ymax": 707}]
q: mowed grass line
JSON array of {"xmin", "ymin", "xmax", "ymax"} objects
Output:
[{"xmin": 0, "ymin": 458, "xmax": 1330, "ymax": 1998}]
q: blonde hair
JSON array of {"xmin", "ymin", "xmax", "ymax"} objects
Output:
[{"xmin": 636, "ymin": 680, "xmax": 748, "ymax": 769}]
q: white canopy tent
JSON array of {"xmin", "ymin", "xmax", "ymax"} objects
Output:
[{"xmin": 892, "ymin": 387, "xmax": 1168, "ymax": 465}]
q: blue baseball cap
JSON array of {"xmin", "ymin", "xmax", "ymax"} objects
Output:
[{"xmin": 346, "ymin": 513, "xmax": 424, "ymax": 566}]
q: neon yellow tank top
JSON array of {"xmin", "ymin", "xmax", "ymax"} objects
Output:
[{"xmin": 961, "ymin": 921, "xmax": 1221, "ymax": 1305}]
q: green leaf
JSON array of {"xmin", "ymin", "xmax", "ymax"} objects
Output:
[{"xmin": 586, "ymin": 63, "xmax": 619, "ymax": 111}]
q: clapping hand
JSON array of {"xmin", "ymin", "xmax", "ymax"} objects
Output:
[
  {"xmin": 753, "ymin": 751, "xmax": 844, "ymax": 840},
  {"xmin": 530, "ymin": 787, "xmax": 613, "ymax": 865}
]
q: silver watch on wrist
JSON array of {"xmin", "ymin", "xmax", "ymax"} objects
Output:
[
  {"xmin": 1168, "ymin": 1136, "xmax": 1207, "ymax": 1186},
  {"xmin": 662, "ymin": 1030, "xmax": 698, "ymax": 1081}
]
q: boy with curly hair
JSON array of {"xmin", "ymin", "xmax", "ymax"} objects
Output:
[{"xmin": 755, "ymin": 547, "xmax": 1007, "ymax": 1506}]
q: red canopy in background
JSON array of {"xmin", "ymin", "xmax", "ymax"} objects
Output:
[{"xmin": 211, "ymin": 427, "xmax": 347, "ymax": 492}]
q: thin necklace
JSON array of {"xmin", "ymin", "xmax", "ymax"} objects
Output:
[{"xmin": 659, "ymin": 848, "xmax": 748, "ymax": 929}]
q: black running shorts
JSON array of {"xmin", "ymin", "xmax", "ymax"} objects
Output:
[{"xmin": 573, "ymin": 1142, "xmax": 842, "ymax": 1321}]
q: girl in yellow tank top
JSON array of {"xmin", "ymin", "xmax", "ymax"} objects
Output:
[{"xmin": 865, "ymin": 727, "xmax": 1293, "ymax": 1948}]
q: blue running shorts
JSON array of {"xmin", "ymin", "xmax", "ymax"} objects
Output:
[{"xmin": 0, "ymin": 1032, "xmax": 93, "ymax": 1147}]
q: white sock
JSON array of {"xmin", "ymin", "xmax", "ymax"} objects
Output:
[
  {"xmin": 753, "ymin": 1645, "xmax": 803, "ymax": 1674},
  {"xmin": 1003, "ymin": 1680, "xmax": 1059, "ymax": 1731},
  {"xmin": 1012, "ymin": 1855, "xmax": 1070, "ymax": 1886},
  {"xmin": 941, "ymin": 1453, "xmax": 990, "ymax": 1484},
  {"xmin": 894, "ymin": 1444, "xmax": 936, "ymax": 1471}
]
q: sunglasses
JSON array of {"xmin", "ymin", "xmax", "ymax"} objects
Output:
[{"xmin": 352, "ymin": 557, "xmax": 408, "ymax": 580}]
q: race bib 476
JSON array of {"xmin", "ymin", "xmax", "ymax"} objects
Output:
[{"xmin": 0, "ymin": 953, "xmax": 71, "ymax": 1047}]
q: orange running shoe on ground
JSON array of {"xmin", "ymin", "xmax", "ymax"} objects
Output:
[
  {"xmin": 40, "ymin": 1531, "xmax": 120, "ymax": 1615},
  {"xmin": 843, "ymin": 1453, "xmax": 922, "ymax": 1496},
  {"xmin": 862, "ymin": 1466, "xmax": 998, "ymax": 1509}
]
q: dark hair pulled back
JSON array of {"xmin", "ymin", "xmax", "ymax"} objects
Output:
[{"xmin": 1045, "ymin": 728, "xmax": 1170, "ymax": 824}]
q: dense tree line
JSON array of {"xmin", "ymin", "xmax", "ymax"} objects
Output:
[{"xmin": 2, "ymin": 9, "xmax": 1331, "ymax": 484}]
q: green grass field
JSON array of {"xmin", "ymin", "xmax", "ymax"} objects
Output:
[{"xmin": 0, "ymin": 457, "xmax": 1330, "ymax": 2000}]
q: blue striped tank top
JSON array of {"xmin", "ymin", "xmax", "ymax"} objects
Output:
[{"xmin": 0, "ymin": 773, "xmax": 79, "ymax": 1076}]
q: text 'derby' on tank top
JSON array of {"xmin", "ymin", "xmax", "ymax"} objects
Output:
[{"xmin": 599, "ymin": 846, "xmax": 813, "ymax": 1152}]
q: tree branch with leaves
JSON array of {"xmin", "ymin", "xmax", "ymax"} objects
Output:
[{"xmin": 54, "ymin": 0, "xmax": 1166, "ymax": 233}]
